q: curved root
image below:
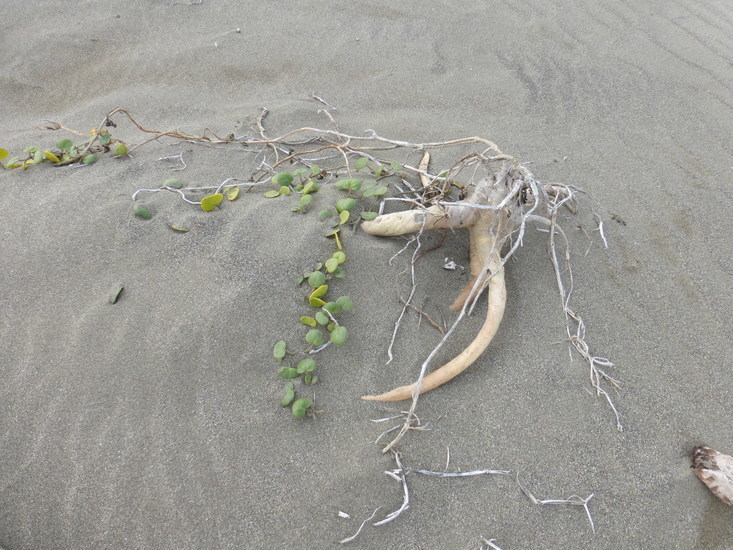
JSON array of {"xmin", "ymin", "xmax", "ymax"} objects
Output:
[{"xmin": 362, "ymin": 255, "xmax": 505, "ymax": 402}]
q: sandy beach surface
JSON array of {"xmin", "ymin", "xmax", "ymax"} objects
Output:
[{"xmin": 1, "ymin": 1, "xmax": 732, "ymax": 548}]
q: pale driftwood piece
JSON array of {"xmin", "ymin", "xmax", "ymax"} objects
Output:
[{"xmin": 692, "ymin": 446, "xmax": 733, "ymax": 506}]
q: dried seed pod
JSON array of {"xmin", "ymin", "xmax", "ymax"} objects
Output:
[{"xmin": 691, "ymin": 446, "xmax": 733, "ymax": 506}]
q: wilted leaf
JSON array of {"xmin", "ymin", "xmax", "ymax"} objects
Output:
[
  {"xmin": 44, "ymin": 151, "xmax": 60, "ymax": 163},
  {"xmin": 0, "ymin": 148, "xmax": 8, "ymax": 159},
  {"xmin": 108, "ymin": 284, "xmax": 124, "ymax": 304},
  {"xmin": 224, "ymin": 186, "xmax": 239, "ymax": 200},
  {"xmin": 300, "ymin": 316, "xmax": 317, "ymax": 327}
]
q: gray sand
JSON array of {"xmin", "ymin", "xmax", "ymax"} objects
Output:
[{"xmin": 1, "ymin": 1, "xmax": 732, "ymax": 548}]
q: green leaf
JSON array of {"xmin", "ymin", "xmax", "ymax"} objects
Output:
[
  {"xmin": 114, "ymin": 143, "xmax": 128, "ymax": 156},
  {"xmin": 324, "ymin": 257, "xmax": 339, "ymax": 273},
  {"xmin": 273, "ymin": 340, "xmax": 287, "ymax": 360},
  {"xmin": 330, "ymin": 326, "xmax": 348, "ymax": 345},
  {"xmin": 4, "ymin": 156, "xmax": 21, "ymax": 169},
  {"xmin": 279, "ymin": 186, "xmax": 292, "ymax": 196},
  {"xmin": 200, "ymin": 193, "xmax": 223, "ymax": 211},
  {"xmin": 338, "ymin": 210, "xmax": 350, "ymax": 225},
  {"xmin": 323, "ymin": 301, "xmax": 342, "ymax": 315},
  {"xmin": 307, "ymin": 271, "xmax": 326, "ymax": 288},
  {"xmin": 263, "ymin": 189, "xmax": 280, "ymax": 198},
  {"xmin": 374, "ymin": 185, "xmax": 388, "ymax": 196},
  {"xmin": 336, "ymin": 178, "xmax": 362, "ymax": 191},
  {"xmin": 272, "ymin": 172, "xmax": 293, "ymax": 186},
  {"xmin": 302, "ymin": 180, "xmax": 316, "ymax": 195},
  {"xmin": 361, "ymin": 211, "xmax": 378, "ymax": 221},
  {"xmin": 332, "ymin": 251, "xmax": 346, "ymax": 264},
  {"xmin": 303, "ymin": 374, "xmax": 314, "ymax": 385},
  {"xmin": 99, "ymin": 133, "xmax": 111, "ymax": 146},
  {"xmin": 315, "ymin": 311, "xmax": 329, "ymax": 325},
  {"xmin": 375, "ymin": 164, "xmax": 384, "ymax": 177},
  {"xmin": 317, "ymin": 209, "xmax": 332, "ymax": 221},
  {"xmin": 335, "ymin": 296, "xmax": 354, "ymax": 312},
  {"xmin": 163, "ymin": 178, "xmax": 183, "ymax": 189},
  {"xmin": 32, "ymin": 150, "xmax": 44, "ymax": 164},
  {"xmin": 362, "ymin": 185, "xmax": 376, "ymax": 198},
  {"xmin": 390, "ymin": 162, "xmax": 403, "ymax": 170},
  {"xmin": 293, "ymin": 168, "xmax": 307, "ymax": 177},
  {"xmin": 23, "ymin": 146, "xmax": 39, "ymax": 153},
  {"xmin": 82, "ymin": 154, "xmax": 97, "ymax": 165},
  {"xmin": 305, "ymin": 329, "xmax": 325, "ymax": 346},
  {"xmin": 134, "ymin": 206, "xmax": 153, "ymax": 219},
  {"xmin": 291, "ymin": 397, "xmax": 312, "ymax": 418},
  {"xmin": 300, "ymin": 316, "xmax": 317, "ymax": 327},
  {"xmin": 335, "ymin": 198, "xmax": 356, "ymax": 213},
  {"xmin": 56, "ymin": 138, "xmax": 73, "ymax": 152},
  {"xmin": 278, "ymin": 367, "xmax": 300, "ymax": 379},
  {"xmin": 354, "ymin": 156, "xmax": 369, "ymax": 170},
  {"xmin": 298, "ymin": 194, "xmax": 313, "ymax": 206},
  {"xmin": 281, "ymin": 385, "xmax": 295, "ymax": 406},
  {"xmin": 332, "ymin": 266, "xmax": 345, "ymax": 278},
  {"xmin": 310, "ymin": 165, "xmax": 322, "ymax": 176},
  {"xmin": 296, "ymin": 358, "xmax": 316, "ymax": 374},
  {"xmin": 43, "ymin": 151, "xmax": 60, "ymax": 163},
  {"xmin": 0, "ymin": 148, "xmax": 8, "ymax": 160}
]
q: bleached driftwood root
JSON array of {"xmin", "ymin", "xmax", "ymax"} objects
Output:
[
  {"xmin": 692, "ymin": 446, "xmax": 733, "ymax": 506},
  {"xmin": 361, "ymin": 165, "xmax": 526, "ymax": 402}
]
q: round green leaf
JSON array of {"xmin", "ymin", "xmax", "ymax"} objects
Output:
[
  {"xmin": 310, "ymin": 284, "xmax": 328, "ymax": 299},
  {"xmin": 278, "ymin": 367, "xmax": 300, "ymax": 379},
  {"xmin": 307, "ymin": 271, "xmax": 326, "ymax": 288},
  {"xmin": 335, "ymin": 296, "xmax": 354, "ymax": 312},
  {"xmin": 263, "ymin": 189, "xmax": 280, "ymax": 198},
  {"xmin": 200, "ymin": 193, "xmax": 223, "ymax": 211},
  {"xmin": 114, "ymin": 143, "xmax": 128, "ymax": 156},
  {"xmin": 273, "ymin": 340, "xmax": 287, "ymax": 360},
  {"xmin": 354, "ymin": 157, "xmax": 369, "ymax": 170},
  {"xmin": 272, "ymin": 172, "xmax": 293, "ymax": 186},
  {"xmin": 296, "ymin": 358, "xmax": 316, "ymax": 374},
  {"xmin": 56, "ymin": 138, "xmax": 73, "ymax": 152},
  {"xmin": 324, "ymin": 257, "xmax": 339, "ymax": 273},
  {"xmin": 315, "ymin": 311, "xmax": 329, "ymax": 325},
  {"xmin": 279, "ymin": 186, "xmax": 292, "ymax": 196},
  {"xmin": 298, "ymin": 194, "xmax": 313, "ymax": 206},
  {"xmin": 330, "ymin": 326, "xmax": 348, "ymax": 345},
  {"xmin": 281, "ymin": 387, "xmax": 295, "ymax": 406},
  {"xmin": 317, "ymin": 209, "xmax": 332, "ymax": 221},
  {"xmin": 82, "ymin": 154, "xmax": 97, "ymax": 165},
  {"xmin": 361, "ymin": 211, "xmax": 378, "ymax": 221},
  {"xmin": 335, "ymin": 198, "xmax": 357, "ymax": 213},
  {"xmin": 164, "ymin": 178, "xmax": 183, "ymax": 189},
  {"xmin": 305, "ymin": 329, "xmax": 324, "ymax": 346},
  {"xmin": 99, "ymin": 133, "xmax": 111, "ymax": 146},
  {"xmin": 291, "ymin": 397, "xmax": 312, "ymax": 418},
  {"xmin": 134, "ymin": 206, "xmax": 152, "ymax": 219}
]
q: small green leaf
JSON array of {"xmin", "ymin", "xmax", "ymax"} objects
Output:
[
  {"xmin": 354, "ymin": 156, "xmax": 369, "ymax": 170},
  {"xmin": 323, "ymin": 302, "xmax": 342, "ymax": 315},
  {"xmin": 82, "ymin": 154, "xmax": 97, "ymax": 165},
  {"xmin": 336, "ymin": 178, "xmax": 362, "ymax": 190},
  {"xmin": 134, "ymin": 206, "xmax": 153, "ymax": 219},
  {"xmin": 315, "ymin": 311, "xmax": 329, "ymax": 325},
  {"xmin": 56, "ymin": 138, "xmax": 73, "ymax": 152},
  {"xmin": 311, "ymin": 284, "xmax": 328, "ymax": 299},
  {"xmin": 361, "ymin": 211, "xmax": 378, "ymax": 221},
  {"xmin": 331, "ymin": 326, "xmax": 348, "ymax": 345},
  {"xmin": 32, "ymin": 150, "xmax": 44, "ymax": 164},
  {"xmin": 4, "ymin": 156, "xmax": 21, "ymax": 169},
  {"xmin": 164, "ymin": 178, "xmax": 183, "ymax": 189},
  {"xmin": 308, "ymin": 271, "xmax": 326, "ymax": 288},
  {"xmin": 305, "ymin": 329, "xmax": 325, "ymax": 346},
  {"xmin": 302, "ymin": 180, "xmax": 316, "ymax": 195},
  {"xmin": 338, "ymin": 210, "xmax": 350, "ymax": 225},
  {"xmin": 281, "ymin": 386, "xmax": 295, "ymax": 406},
  {"xmin": 374, "ymin": 164, "xmax": 384, "ymax": 177},
  {"xmin": 293, "ymin": 168, "xmax": 307, "ymax": 177},
  {"xmin": 374, "ymin": 185, "xmax": 388, "ymax": 196},
  {"xmin": 309, "ymin": 296, "xmax": 326, "ymax": 307},
  {"xmin": 273, "ymin": 340, "xmax": 287, "ymax": 360},
  {"xmin": 335, "ymin": 198, "xmax": 356, "ymax": 213},
  {"xmin": 296, "ymin": 358, "xmax": 316, "ymax": 374},
  {"xmin": 0, "ymin": 148, "xmax": 8, "ymax": 159},
  {"xmin": 200, "ymin": 193, "xmax": 224, "ymax": 211},
  {"xmin": 310, "ymin": 165, "xmax": 322, "ymax": 176},
  {"xmin": 278, "ymin": 367, "xmax": 300, "ymax": 379},
  {"xmin": 335, "ymin": 296, "xmax": 354, "ymax": 312},
  {"xmin": 303, "ymin": 374, "xmax": 314, "ymax": 385},
  {"xmin": 332, "ymin": 251, "xmax": 346, "ymax": 264},
  {"xmin": 298, "ymin": 194, "xmax": 313, "ymax": 206},
  {"xmin": 279, "ymin": 186, "xmax": 292, "ymax": 196},
  {"xmin": 263, "ymin": 189, "xmax": 280, "ymax": 198},
  {"xmin": 300, "ymin": 316, "xmax": 317, "ymax": 327},
  {"xmin": 99, "ymin": 133, "xmax": 111, "ymax": 146},
  {"xmin": 332, "ymin": 266, "xmax": 345, "ymax": 278},
  {"xmin": 272, "ymin": 172, "xmax": 293, "ymax": 186},
  {"xmin": 317, "ymin": 209, "xmax": 332, "ymax": 221},
  {"xmin": 362, "ymin": 185, "xmax": 376, "ymax": 198},
  {"xmin": 23, "ymin": 146, "xmax": 39, "ymax": 153},
  {"xmin": 325, "ymin": 257, "xmax": 339, "ymax": 273},
  {"xmin": 114, "ymin": 143, "xmax": 128, "ymax": 156},
  {"xmin": 391, "ymin": 162, "xmax": 403, "ymax": 170},
  {"xmin": 291, "ymin": 397, "xmax": 312, "ymax": 418}
]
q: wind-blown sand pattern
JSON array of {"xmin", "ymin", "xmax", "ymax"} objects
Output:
[{"xmin": 1, "ymin": 1, "xmax": 732, "ymax": 548}]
